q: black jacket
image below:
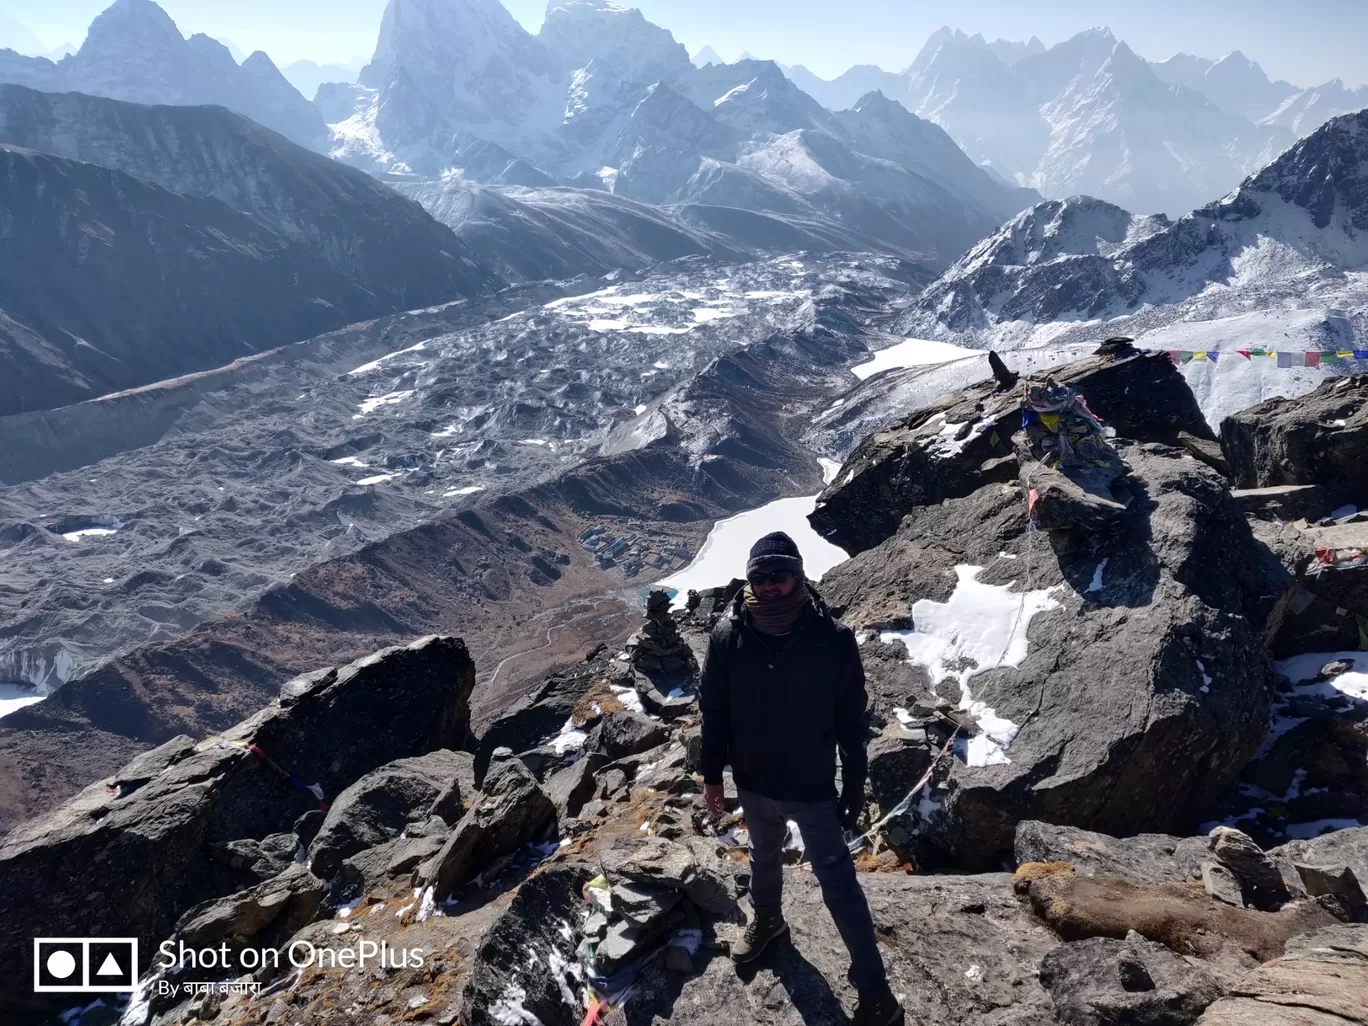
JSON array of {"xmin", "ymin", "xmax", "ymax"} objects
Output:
[{"xmin": 699, "ymin": 583, "xmax": 868, "ymax": 803}]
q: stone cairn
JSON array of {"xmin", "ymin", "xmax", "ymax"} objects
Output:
[{"xmin": 626, "ymin": 590, "xmax": 696, "ymax": 674}]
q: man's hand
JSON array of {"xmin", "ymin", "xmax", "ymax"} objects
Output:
[
  {"xmin": 703, "ymin": 782, "xmax": 727, "ymax": 821},
  {"xmin": 837, "ymin": 783, "xmax": 865, "ymax": 832}
]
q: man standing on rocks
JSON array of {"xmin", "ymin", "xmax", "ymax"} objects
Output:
[{"xmin": 699, "ymin": 531, "xmax": 902, "ymax": 1026}]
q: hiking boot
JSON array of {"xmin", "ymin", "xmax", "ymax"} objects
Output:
[
  {"xmin": 731, "ymin": 906, "xmax": 788, "ymax": 963},
  {"xmin": 852, "ymin": 988, "xmax": 903, "ymax": 1026}
]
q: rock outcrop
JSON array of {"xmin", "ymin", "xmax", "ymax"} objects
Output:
[
  {"xmin": 414, "ymin": 760, "xmax": 556, "ymax": 900},
  {"xmin": 0, "ymin": 635, "xmax": 475, "ymax": 1025},
  {"xmin": 810, "ymin": 350, "xmax": 1213, "ymax": 554},
  {"xmin": 1195, "ymin": 925, "xmax": 1368, "ymax": 1025},
  {"xmin": 1221, "ymin": 375, "xmax": 1368, "ymax": 510},
  {"xmin": 308, "ymin": 750, "xmax": 472, "ymax": 878},
  {"xmin": 1039, "ymin": 934, "xmax": 1225, "ymax": 1026},
  {"xmin": 821, "ymin": 436, "xmax": 1275, "ymax": 866}
]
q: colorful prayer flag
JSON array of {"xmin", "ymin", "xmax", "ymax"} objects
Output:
[
  {"xmin": 1277, "ymin": 352, "xmax": 1294, "ymax": 368},
  {"xmin": 1355, "ymin": 351, "xmax": 1368, "ymax": 360},
  {"xmin": 1304, "ymin": 352, "xmax": 1321, "ymax": 367},
  {"xmin": 1167, "ymin": 350, "xmax": 1181, "ymax": 364},
  {"xmin": 1192, "ymin": 351, "xmax": 1208, "ymax": 361},
  {"xmin": 1337, "ymin": 351, "xmax": 1354, "ymax": 358},
  {"xmin": 1208, "ymin": 351, "xmax": 1219, "ymax": 363},
  {"xmin": 1236, "ymin": 350, "xmax": 1251, "ymax": 359},
  {"xmin": 1248, "ymin": 348, "xmax": 1267, "ymax": 357},
  {"xmin": 1180, "ymin": 351, "xmax": 1194, "ymax": 363}
]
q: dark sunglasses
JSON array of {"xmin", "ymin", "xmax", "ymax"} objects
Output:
[{"xmin": 748, "ymin": 571, "xmax": 794, "ymax": 587}]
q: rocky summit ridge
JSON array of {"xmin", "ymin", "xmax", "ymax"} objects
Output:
[{"xmin": 3, "ymin": 353, "xmax": 1366, "ymax": 1026}]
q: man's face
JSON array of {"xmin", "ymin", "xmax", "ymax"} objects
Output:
[{"xmin": 748, "ymin": 570, "xmax": 798, "ymax": 601}]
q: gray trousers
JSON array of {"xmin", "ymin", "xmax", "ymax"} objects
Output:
[{"xmin": 738, "ymin": 788, "xmax": 888, "ymax": 994}]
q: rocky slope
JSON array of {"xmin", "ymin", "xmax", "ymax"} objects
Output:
[
  {"xmin": 897, "ymin": 108, "xmax": 1368, "ymax": 358},
  {"xmin": 2, "ymin": 356, "xmax": 1366, "ymax": 1026},
  {"xmin": 0, "ymin": 254, "xmax": 926, "ymax": 831},
  {"xmin": 0, "ymin": 0, "xmax": 326, "ymax": 150},
  {"xmin": 0, "ymin": 85, "xmax": 498, "ymax": 416}
]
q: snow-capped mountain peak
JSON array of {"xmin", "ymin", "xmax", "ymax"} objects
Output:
[
  {"xmin": 691, "ymin": 45, "xmax": 725, "ymax": 68},
  {"xmin": 900, "ymin": 108, "xmax": 1368, "ymax": 364},
  {"xmin": 538, "ymin": 0, "xmax": 692, "ymax": 85}
]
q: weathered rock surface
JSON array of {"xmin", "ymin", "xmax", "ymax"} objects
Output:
[
  {"xmin": 822, "ymin": 440, "xmax": 1275, "ymax": 866},
  {"xmin": 1039, "ymin": 934, "xmax": 1224, "ymax": 1026},
  {"xmin": 590, "ymin": 709, "xmax": 672, "ymax": 760},
  {"xmin": 474, "ymin": 649, "xmax": 621, "ymax": 783},
  {"xmin": 1250, "ymin": 517, "xmax": 1368, "ymax": 656},
  {"xmin": 1270, "ymin": 827, "xmax": 1368, "ymax": 903},
  {"xmin": 308, "ymin": 750, "xmax": 470, "ymax": 878},
  {"xmin": 0, "ymin": 634, "xmax": 475, "ymax": 1025},
  {"xmin": 415, "ymin": 760, "xmax": 556, "ymax": 899},
  {"xmin": 1195, "ymin": 924, "xmax": 1368, "ymax": 1025},
  {"xmin": 1221, "ymin": 375, "xmax": 1368, "ymax": 510},
  {"xmin": 1016, "ymin": 821, "xmax": 1212, "ymax": 884},
  {"xmin": 1209, "ymin": 827, "xmax": 1292, "ymax": 911},
  {"xmin": 622, "ymin": 870, "xmax": 1061, "ymax": 1025},
  {"xmin": 545, "ymin": 752, "xmax": 608, "ymax": 819},
  {"xmin": 210, "ymin": 831, "xmax": 300, "ymax": 884},
  {"xmin": 458, "ymin": 865, "xmax": 596, "ymax": 1026},
  {"xmin": 811, "ymin": 351, "xmax": 1213, "ymax": 554},
  {"xmin": 426, "ymin": 750, "xmax": 479, "ymax": 824}
]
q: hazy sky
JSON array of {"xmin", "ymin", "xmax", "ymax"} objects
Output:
[{"xmin": 3, "ymin": 0, "xmax": 1365, "ymax": 87}]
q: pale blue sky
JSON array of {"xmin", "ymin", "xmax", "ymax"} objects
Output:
[{"xmin": 3, "ymin": 0, "xmax": 1365, "ymax": 87}]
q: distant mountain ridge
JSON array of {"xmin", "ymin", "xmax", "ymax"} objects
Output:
[
  {"xmin": 780, "ymin": 26, "xmax": 1367, "ymax": 217},
  {"xmin": 327, "ymin": 0, "xmax": 1037, "ymax": 266},
  {"xmin": 0, "ymin": 0, "xmax": 326, "ymax": 150},
  {"xmin": 0, "ymin": 84, "xmax": 498, "ymax": 416},
  {"xmin": 897, "ymin": 108, "xmax": 1368, "ymax": 353}
]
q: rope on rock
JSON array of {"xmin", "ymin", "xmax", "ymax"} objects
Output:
[
  {"xmin": 846, "ymin": 727, "xmax": 959, "ymax": 854},
  {"xmin": 217, "ymin": 740, "xmax": 330, "ymax": 810}
]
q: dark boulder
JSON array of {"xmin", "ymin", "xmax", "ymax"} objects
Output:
[
  {"xmin": 811, "ymin": 351, "xmax": 1213, "ymax": 554},
  {"xmin": 457, "ymin": 865, "xmax": 595, "ymax": 1026},
  {"xmin": 545, "ymin": 752, "xmax": 607, "ymax": 819},
  {"xmin": 0, "ymin": 635, "xmax": 476, "ymax": 1026},
  {"xmin": 473, "ymin": 651, "xmax": 618, "ymax": 784},
  {"xmin": 426, "ymin": 750, "xmax": 478, "ymax": 825},
  {"xmin": 1039, "ymin": 934, "xmax": 1224, "ymax": 1026},
  {"xmin": 1015, "ymin": 821, "xmax": 1210, "ymax": 884},
  {"xmin": 135, "ymin": 862, "xmax": 327, "ymax": 1021},
  {"xmin": 209, "ymin": 832, "xmax": 299, "ymax": 885},
  {"xmin": 1269, "ymin": 826, "xmax": 1368, "ymax": 903},
  {"xmin": 308, "ymin": 749, "xmax": 471, "ymax": 878},
  {"xmin": 1221, "ymin": 374, "xmax": 1368, "ymax": 510},
  {"xmin": 867, "ymin": 726, "xmax": 933, "ymax": 814},
  {"xmin": 589, "ymin": 710, "xmax": 671, "ymax": 760},
  {"xmin": 414, "ymin": 760, "xmax": 556, "ymax": 900}
]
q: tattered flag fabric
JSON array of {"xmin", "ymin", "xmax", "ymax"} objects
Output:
[
  {"xmin": 1277, "ymin": 352, "xmax": 1295, "ymax": 368},
  {"xmin": 1304, "ymin": 352, "xmax": 1321, "ymax": 367}
]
